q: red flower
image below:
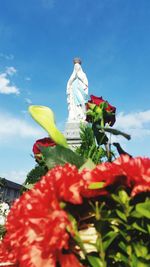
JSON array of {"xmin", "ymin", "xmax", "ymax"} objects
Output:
[
  {"xmin": 0, "ymin": 173, "xmax": 72, "ymax": 267},
  {"xmin": 81, "ymin": 155, "xmax": 150, "ymax": 198},
  {"xmin": 1, "ymin": 156, "xmax": 149, "ymax": 265},
  {"xmin": 47, "ymin": 164, "xmax": 84, "ymax": 204},
  {"xmin": 81, "ymin": 162, "xmax": 124, "ymax": 198},
  {"xmin": 86, "ymin": 95, "xmax": 116, "ymax": 126},
  {"xmin": 59, "ymin": 253, "xmax": 84, "ymax": 267},
  {"xmin": 114, "ymin": 155, "xmax": 150, "ymax": 196},
  {"xmin": 32, "ymin": 137, "xmax": 55, "ymax": 159},
  {"xmin": 0, "ymin": 241, "xmax": 17, "ymax": 266}
]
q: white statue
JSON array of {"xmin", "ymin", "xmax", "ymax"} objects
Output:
[{"xmin": 67, "ymin": 58, "xmax": 88, "ymax": 122}]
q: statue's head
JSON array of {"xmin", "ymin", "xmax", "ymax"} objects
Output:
[{"xmin": 73, "ymin": 57, "xmax": 82, "ymax": 65}]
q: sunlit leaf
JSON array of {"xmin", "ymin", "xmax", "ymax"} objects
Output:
[
  {"xmin": 28, "ymin": 105, "xmax": 68, "ymax": 147},
  {"xmin": 132, "ymin": 222, "xmax": 147, "ymax": 233},
  {"xmin": 79, "ymin": 158, "xmax": 96, "ymax": 172},
  {"xmin": 87, "ymin": 255, "xmax": 103, "ymax": 267},
  {"xmin": 88, "ymin": 182, "xmax": 105, "ymax": 190},
  {"xmin": 118, "ymin": 189, "xmax": 130, "ymax": 204},
  {"xmin": 136, "ymin": 200, "xmax": 150, "ymax": 219},
  {"xmin": 116, "ymin": 209, "xmax": 127, "ymax": 222}
]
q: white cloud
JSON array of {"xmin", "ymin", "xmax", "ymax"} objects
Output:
[
  {"xmin": 116, "ymin": 110, "xmax": 150, "ymax": 129},
  {"xmin": 5, "ymin": 66, "xmax": 17, "ymax": 76},
  {"xmin": 0, "ymin": 67, "xmax": 19, "ymax": 95},
  {"xmin": 110, "ymin": 109, "xmax": 150, "ymax": 157},
  {"xmin": 115, "ymin": 110, "xmax": 150, "ymax": 139},
  {"xmin": 0, "ymin": 111, "xmax": 44, "ymax": 142}
]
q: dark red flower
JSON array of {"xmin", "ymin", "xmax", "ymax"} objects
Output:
[
  {"xmin": 32, "ymin": 137, "xmax": 55, "ymax": 157},
  {"xmin": 59, "ymin": 253, "xmax": 84, "ymax": 267},
  {"xmin": 86, "ymin": 95, "xmax": 116, "ymax": 126}
]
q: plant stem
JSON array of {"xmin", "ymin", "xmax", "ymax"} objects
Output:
[{"xmin": 97, "ymin": 232, "xmax": 107, "ymax": 267}]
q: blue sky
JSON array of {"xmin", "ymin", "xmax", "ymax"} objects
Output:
[{"xmin": 0, "ymin": 0, "xmax": 150, "ymax": 183}]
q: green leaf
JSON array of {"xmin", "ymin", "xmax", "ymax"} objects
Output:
[
  {"xmin": 88, "ymin": 182, "xmax": 105, "ymax": 190},
  {"xmin": 68, "ymin": 214, "xmax": 87, "ymax": 256},
  {"xmin": 87, "ymin": 255, "xmax": 103, "ymax": 267},
  {"xmin": 114, "ymin": 252, "xmax": 129, "ymax": 264},
  {"xmin": 136, "ymin": 262, "xmax": 150, "ymax": 267},
  {"xmin": 136, "ymin": 200, "xmax": 150, "ymax": 219},
  {"xmin": 131, "ymin": 210, "xmax": 144, "ymax": 218},
  {"xmin": 103, "ymin": 231, "xmax": 118, "ymax": 250},
  {"xmin": 79, "ymin": 158, "xmax": 96, "ymax": 172},
  {"xmin": 100, "ymin": 102, "xmax": 108, "ymax": 110},
  {"xmin": 116, "ymin": 209, "xmax": 127, "ymax": 222},
  {"xmin": 92, "ymin": 123, "xmax": 108, "ymax": 145},
  {"xmin": 28, "ymin": 105, "xmax": 68, "ymax": 147},
  {"xmin": 133, "ymin": 242, "xmax": 149, "ymax": 258},
  {"xmin": 111, "ymin": 193, "xmax": 122, "ymax": 204},
  {"xmin": 132, "ymin": 222, "xmax": 147, "ymax": 233},
  {"xmin": 118, "ymin": 189, "xmax": 130, "ymax": 204},
  {"xmin": 41, "ymin": 145, "xmax": 85, "ymax": 169},
  {"xmin": 68, "ymin": 214, "xmax": 78, "ymax": 232},
  {"xmin": 147, "ymin": 223, "xmax": 150, "ymax": 234},
  {"xmin": 118, "ymin": 241, "xmax": 127, "ymax": 253},
  {"xmin": 98, "ymin": 127, "xmax": 131, "ymax": 140}
]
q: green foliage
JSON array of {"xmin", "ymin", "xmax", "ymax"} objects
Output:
[
  {"xmin": 135, "ymin": 200, "xmax": 150, "ymax": 219},
  {"xmin": 41, "ymin": 145, "xmax": 85, "ymax": 170},
  {"xmin": 21, "ymin": 165, "xmax": 47, "ymax": 193},
  {"xmin": 76, "ymin": 124, "xmax": 108, "ymax": 164},
  {"xmin": 97, "ymin": 126, "xmax": 131, "ymax": 140},
  {"xmin": 66, "ymin": 190, "xmax": 150, "ymax": 267},
  {"xmin": 87, "ymin": 255, "xmax": 104, "ymax": 267}
]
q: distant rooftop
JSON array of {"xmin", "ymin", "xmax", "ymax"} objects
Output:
[{"xmin": 0, "ymin": 178, "xmax": 21, "ymax": 190}]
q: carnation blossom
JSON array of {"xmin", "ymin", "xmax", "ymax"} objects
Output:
[
  {"xmin": 47, "ymin": 164, "xmax": 84, "ymax": 204},
  {"xmin": 1, "ymin": 156, "xmax": 150, "ymax": 265},
  {"xmin": 81, "ymin": 155, "xmax": 150, "ymax": 198},
  {"xmin": 0, "ymin": 171, "xmax": 80, "ymax": 267},
  {"xmin": 114, "ymin": 155, "xmax": 150, "ymax": 196}
]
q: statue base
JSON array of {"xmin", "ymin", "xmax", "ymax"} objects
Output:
[{"xmin": 64, "ymin": 122, "xmax": 82, "ymax": 150}]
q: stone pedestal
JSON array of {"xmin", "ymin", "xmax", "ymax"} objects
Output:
[{"xmin": 64, "ymin": 122, "xmax": 82, "ymax": 150}]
